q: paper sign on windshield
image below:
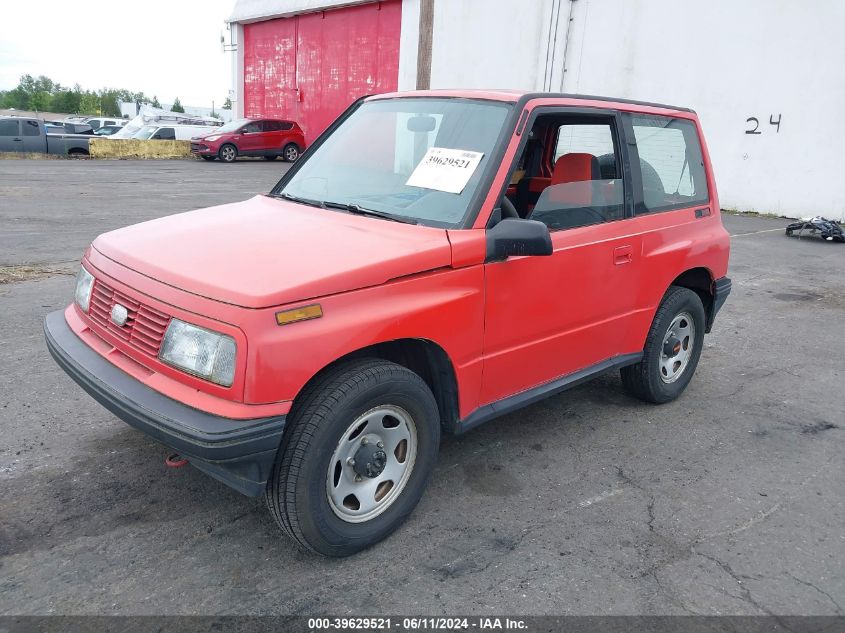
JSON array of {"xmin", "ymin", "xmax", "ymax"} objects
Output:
[{"xmin": 406, "ymin": 147, "xmax": 484, "ymax": 194}]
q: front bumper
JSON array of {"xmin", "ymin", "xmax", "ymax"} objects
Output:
[
  {"xmin": 190, "ymin": 142, "xmax": 216, "ymax": 155},
  {"xmin": 44, "ymin": 310, "xmax": 285, "ymax": 496}
]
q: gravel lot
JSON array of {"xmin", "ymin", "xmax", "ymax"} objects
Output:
[{"xmin": 0, "ymin": 160, "xmax": 843, "ymax": 616}]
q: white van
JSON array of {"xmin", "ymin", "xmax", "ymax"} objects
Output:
[{"xmin": 133, "ymin": 124, "xmax": 218, "ymax": 141}]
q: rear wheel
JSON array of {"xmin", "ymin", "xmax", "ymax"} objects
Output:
[
  {"xmin": 266, "ymin": 359, "xmax": 440, "ymax": 557},
  {"xmin": 283, "ymin": 143, "xmax": 300, "ymax": 162},
  {"xmin": 218, "ymin": 143, "xmax": 237, "ymax": 163},
  {"xmin": 621, "ymin": 286, "xmax": 706, "ymax": 403}
]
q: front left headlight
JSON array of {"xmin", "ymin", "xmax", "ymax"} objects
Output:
[
  {"xmin": 159, "ymin": 319, "xmax": 237, "ymax": 387},
  {"xmin": 74, "ymin": 265, "xmax": 95, "ymax": 312}
]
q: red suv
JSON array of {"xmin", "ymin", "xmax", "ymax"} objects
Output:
[
  {"xmin": 191, "ymin": 118, "xmax": 305, "ymax": 163},
  {"xmin": 46, "ymin": 90, "xmax": 730, "ymax": 556}
]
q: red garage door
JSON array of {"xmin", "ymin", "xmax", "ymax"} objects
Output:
[{"xmin": 243, "ymin": 0, "xmax": 401, "ymax": 144}]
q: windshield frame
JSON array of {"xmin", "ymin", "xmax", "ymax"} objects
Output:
[{"xmin": 269, "ymin": 96, "xmax": 519, "ymax": 230}]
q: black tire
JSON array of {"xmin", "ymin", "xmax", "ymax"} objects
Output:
[
  {"xmin": 266, "ymin": 359, "xmax": 440, "ymax": 556},
  {"xmin": 621, "ymin": 286, "xmax": 706, "ymax": 404},
  {"xmin": 200, "ymin": 155, "xmax": 215, "ymax": 161},
  {"xmin": 263, "ymin": 155, "xmax": 278, "ymax": 161},
  {"xmin": 218, "ymin": 143, "xmax": 238, "ymax": 163},
  {"xmin": 283, "ymin": 143, "xmax": 300, "ymax": 162}
]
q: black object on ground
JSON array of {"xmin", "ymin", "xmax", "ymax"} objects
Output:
[{"xmin": 785, "ymin": 216, "xmax": 845, "ymax": 242}]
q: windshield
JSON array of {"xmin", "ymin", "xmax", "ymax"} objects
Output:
[
  {"xmin": 134, "ymin": 125, "xmax": 157, "ymax": 140},
  {"xmin": 274, "ymin": 98, "xmax": 512, "ymax": 227},
  {"xmin": 215, "ymin": 119, "xmax": 248, "ymax": 134}
]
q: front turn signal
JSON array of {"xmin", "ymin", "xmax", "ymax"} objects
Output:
[{"xmin": 275, "ymin": 304, "xmax": 323, "ymax": 326}]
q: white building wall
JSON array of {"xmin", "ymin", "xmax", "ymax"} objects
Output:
[
  {"xmin": 428, "ymin": 0, "xmax": 559, "ymax": 92},
  {"xmin": 397, "ymin": 0, "xmax": 420, "ymax": 91},
  {"xmin": 423, "ymin": 0, "xmax": 845, "ymax": 219},
  {"xmin": 560, "ymin": 0, "xmax": 845, "ymax": 219}
]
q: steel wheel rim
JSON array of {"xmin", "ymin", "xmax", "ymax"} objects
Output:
[
  {"xmin": 285, "ymin": 146, "xmax": 298, "ymax": 161},
  {"xmin": 326, "ymin": 405, "xmax": 417, "ymax": 523},
  {"xmin": 659, "ymin": 311, "xmax": 695, "ymax": 383}
]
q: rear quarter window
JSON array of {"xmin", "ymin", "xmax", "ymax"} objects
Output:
[
  {"xmin": 627, "ymin": 114, "xmax": 709, "ymax": 214},
  {"xmin": 22, "ymin": 120, "xmax": 41, "ymax": 136}
]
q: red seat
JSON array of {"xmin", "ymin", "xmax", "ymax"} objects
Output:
[
  {"xmin": 547, "ymin": 153, "xmax": 600, "ymax": 206},
  {"xmin": 551, "ymin": 153, "xmax": 599, "ymax": 185}
]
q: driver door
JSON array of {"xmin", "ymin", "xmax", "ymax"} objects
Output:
[
  {"xmin": 481, "ymin": 110, "xmax": 644, "ymax": 405},
  {"xmin": 240, "ymin": 121, "xmax": 264, "ymax": 154}
]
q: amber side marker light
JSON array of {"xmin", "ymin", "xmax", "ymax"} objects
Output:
[{"xmin": 276, "ymin": 304, "xmax": 323, "ymax": 326}]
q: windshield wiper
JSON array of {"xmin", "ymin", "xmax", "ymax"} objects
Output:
[
  {"xmin": 322, "ymin": 200, "xmax": 418, "ymax": 225},
  {"xmin": 273, "ymin": 192, "xmax": 325, "ymax": 208}
]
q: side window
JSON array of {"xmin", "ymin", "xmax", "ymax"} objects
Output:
[
  {"xmin": 278, "ymin": 121, "xmax": 294, "ymax": 131},
  {"xmin": 627, "ymin": 114, "xmax": 708, "ymax": 213},
  {"xmin": 530, "ymin": 119, "xmax": 624, "ymax": 231},
  {"xmin": 0, "ymin": 119, "xmax": 20, "ymax": 136},
  {"xmin": 243, "ymin": 121, "xmax": 263, "ymax": 133},
  {"xmin": 554, "ymin": 124, "xmax": 616, "ymax": 169},
  {"xmin": 22, "ymin": 120, "xmax": 40, "ymax": 136},
  {"xmin": 155, "ymin": 128, "xmax": 176, "ymax": 140},
  {"xmin": 264, "ymin": 121, "xmax": 282, "ymax": 132}
]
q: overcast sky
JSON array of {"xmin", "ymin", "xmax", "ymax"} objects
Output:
[{"xmin": 0, "ymin": 0, "xmax": 234, "ymax": 108}]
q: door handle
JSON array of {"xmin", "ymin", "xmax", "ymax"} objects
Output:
[
  {"xmin": 613, "ymin": 245, "xmax": 633, "ymax": 265},
  {"xmin": 13, "ymin": 137, "xmax": 22, "ymax": 142}
]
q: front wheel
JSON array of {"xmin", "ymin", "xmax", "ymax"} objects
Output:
[
  {"xmin": 218, "ymin": 143, "xmax": 237, "ymax": 163},
  {"xmin": 266, "ymin": 359, "xmax": 440, "ymax": 556},
  {"xmin": 621, "ymin": 286, "xmax": 706, "ymax": 403},
  {"xmin": 283, "ymin": 143, "xmax": 300, "ymax": 162}
]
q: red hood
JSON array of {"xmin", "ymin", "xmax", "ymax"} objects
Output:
[{"xmin": 92, "ymin": 195, "xmax": 452, "ymax": 308}]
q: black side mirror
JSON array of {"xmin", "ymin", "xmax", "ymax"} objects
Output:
[{"xmin": 486, "ymin": 218, "xmax": 553, "ymax": 262}]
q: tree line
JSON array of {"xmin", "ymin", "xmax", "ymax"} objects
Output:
[{"xmin": 0, "ymin": 74, "xmax": 227, "ymax": 117}]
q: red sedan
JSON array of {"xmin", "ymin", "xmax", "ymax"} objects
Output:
[{"xmin": 191, "ymin": 118, "xmax": 305, "ymax": 163}]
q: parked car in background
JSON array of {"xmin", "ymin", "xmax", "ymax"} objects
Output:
[
  {"xmin": 191, "ymin": 118, "xmax": 305, "ymax": 163},
  {"xmin": 93, "ymin": 125, "xmax": 124, "ymax": 136},
  {"xmin": 45, "ymin": 90, "xmax": 730, "ymax": 556},
  {"xmin": 0, "ymin": 117, "xmax": 89, "ymax": 156},
  {"xmin": 133, "ymin": 124, "xmax": 219, "ymax": 141},
  {"xmin": 84, "ymin": 117, "xmax": 124, "ymax": 131},
  {"xmin": 45, "ymin": 122, "xmax": 95, "ymax": 135}
]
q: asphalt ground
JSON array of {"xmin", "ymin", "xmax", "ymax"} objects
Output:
[{"xmin": 0, "ymin": 160, "xmax": 843, "ymax": 615}]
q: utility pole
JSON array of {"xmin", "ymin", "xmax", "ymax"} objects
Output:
[{"xmin": 416, "ymin": 0, "xmax": 434, "ymax": 90}]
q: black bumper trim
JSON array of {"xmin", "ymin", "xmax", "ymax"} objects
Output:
[
  {"xmin": 707, "ymin": 276, "xmax": 731, "ymax": 332},
  {"xmin": 44, "ymin": 310, "xmax": 285, "ymax": 496}
]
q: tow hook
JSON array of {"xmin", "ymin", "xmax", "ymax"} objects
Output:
[{"xmin": 165, "ymin": 453, "xmax": 189, "ymax": 468}]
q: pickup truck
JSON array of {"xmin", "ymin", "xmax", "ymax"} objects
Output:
[
  {"xmin": 45, "ymin": 90, "xmax": 731, "ymax": 556},
  {"xmin": 0, "ymin": 116, "xmax": 90, "ymax": 156}
]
